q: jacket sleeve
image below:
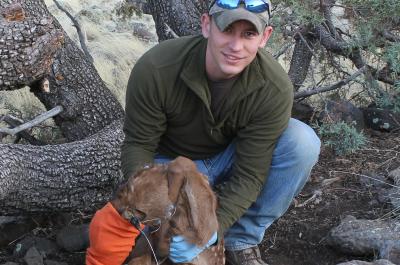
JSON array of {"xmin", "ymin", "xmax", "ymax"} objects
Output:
[
  {"xmin": 121, "ymin": 58, "xmax": 166, "ymax": 178},
  {"xmin": 215, "ymin": 82, "xmax": 293, "ymax": 235}
]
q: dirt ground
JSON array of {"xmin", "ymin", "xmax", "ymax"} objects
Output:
[
  {"xmin": 1, "ymin": 130, "xmax": 399, "ymax": 265},
  {"xmin": 262, "ymin": 130, "xmax": 400, "ymax": 265}
]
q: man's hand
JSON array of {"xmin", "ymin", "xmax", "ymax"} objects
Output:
[{"xmin": 169, "ymin": 232, "xmax": 218, "ymax": 263}]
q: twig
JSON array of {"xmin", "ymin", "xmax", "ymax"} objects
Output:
[
  {"xmin": 273, "ymin": 42, "xmax": 292, "ymax": 59},
  {"xmin": 331, "ymin": 170, "xmax": 400, "ymax": 189},
  {"xmin": 295, "ymin": 190, "xmax": 322, "ymax": 208},
  {"xmin": 267, "ymin": 231, "xmax": 277, "ymax": 249},
  {"xmin": 2, "ymin": 115, "xmax": 45, "ymax": 145},
  {"xmin": 294, "ymin": 66, "xmax": 366, "ymax": 99},
  {"xmin": 0, "ymin": 106, "xmax": 63, "ymax": 136},
  {"xmin": 321, "ymin": 177, "xmax": 341, "ymax": 187},
  {"xmin": 164, "ymin": 23, "xmax": 179, "ymax": 38},
  {"xmin": 52, "ymin": 0, "xmax": 94, "ymax": 63},
  {"xmin": 380, "ymin": 206, "xmax": 400, "ymax": 220},
  {"xmin": 359, "ymin": 147, "xmax": 400, "ymax": 153},
  {"xmin": 327, "ymin": 187, "xmax": 365, "ymax": 193}
]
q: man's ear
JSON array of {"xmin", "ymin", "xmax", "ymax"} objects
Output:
[
  {"xmin": 259, "ymin": 25, "xmax": 273, "ymax": 48},
  {"xmin": 201, "ymin": 13, "xmax": 211, "ymax": 38}
]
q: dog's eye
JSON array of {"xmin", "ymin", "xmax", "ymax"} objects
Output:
[
  {"xmin": 147, "ymin": 219, "xmax": 161, "ymax": 229},
  {"xmin": 133, "ymin": 208, "xmax": 147, "ymax": 221}
]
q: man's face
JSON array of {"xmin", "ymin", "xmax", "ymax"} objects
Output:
[{"xmin": 201, "ymin": 14, "xmax": 273, "ymax": 81}]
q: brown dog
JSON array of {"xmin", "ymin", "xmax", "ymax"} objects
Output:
[{"xmin": 112, "ymin": 157, "xmax": 225, "ymax": 265}]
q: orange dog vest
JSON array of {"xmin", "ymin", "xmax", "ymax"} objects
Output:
[{"xmin": 86, "ymin": 202, "xmax": 142, "ymax": 265}]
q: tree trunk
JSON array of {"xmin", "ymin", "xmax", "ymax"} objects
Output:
[
  {"xmin": 0, "ymin": 121, "xmax": 123, "ymax": 215},
  {"xmin": 0, "ymin": 0, "xmax": 124, "ymax": 141},
  {"xmin": 1, "ymin": 0, "xmax": 125, "ymax": 214},
  {"xmin": 145, "ymin": 0, "xmax": 207, "ymax": 41},
  {"xmin": 288, "ymin": 32, "xmax": 315, "ymax": 92}
]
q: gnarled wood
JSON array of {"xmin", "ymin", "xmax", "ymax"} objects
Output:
[
  {"xmin": 1, "ymin": 0, "xmax": 124, "ymax": 141},
  {"xmin": 0, "ymin": 0, "xmax": 125, "ymax": 215},
  {"xmin": 145, "ymin": 0, "xmax": 205, "ymax": 41},
  {"xmin": 0, "ymin": 120, "xmax": 123, "ymax": 215},
  {"xmin": 0, "ymin": 3, "xmax": 63, "ymax": 90}
]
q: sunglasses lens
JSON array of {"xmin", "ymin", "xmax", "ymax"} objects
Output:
[
  {"xmin": 216, "ymin": 0, "xmax": 240, "ymax": 9},
  {"xmin": 216, "ymin": 0, "xmax": 270, "ymax": 14},
  {"xmin": 245, "ymin": 0, "xmax": 270, "ymax": 13}
]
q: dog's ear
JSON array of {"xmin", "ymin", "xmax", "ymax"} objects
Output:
[
  {"xmin": 182, "ymin": 172, "xmax": 218, "ymax": 246},
  {"xmin": 167, "ymin": 157, "xmax": 218, "ymax": 246},
  {"xmin": 167, "ymin": 156, "xmax": 196, "ymax": 204},
  {"xmin": 111, "ymin": 176, "xmax": 135, "ymax": 213}
]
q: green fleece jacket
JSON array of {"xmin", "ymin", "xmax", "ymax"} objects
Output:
[{"xmin": 122, "ymin": 35, "xmax": 293, "ymax": 234}]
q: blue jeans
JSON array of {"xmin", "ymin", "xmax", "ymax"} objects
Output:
[{"xmin": 155, "ymin": 118, "xmax": 321, "ymax": 251}]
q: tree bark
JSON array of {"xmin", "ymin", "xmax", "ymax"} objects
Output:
[
  {"xmin": 1, "ymin": 0, "xmax": 124, "ymax": 141},
  {"xmin": 0, "ymin": 120, "xmax": 124, "ymax": 215},
  {"xmin": 1, "ymin": 0, "xmax": 126, "ymax": 214},
  {"xmin": 288, "ymin": 31, "xmax": 315, "ymax": 92},
  {"xmin": 145, "ymin": 0, "xmax": 206, "ymax": 41}
]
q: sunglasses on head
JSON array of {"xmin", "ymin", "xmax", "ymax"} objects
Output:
[{"xmin": 210, "ymin": 0, "xmax": 270, "ymax": 16}]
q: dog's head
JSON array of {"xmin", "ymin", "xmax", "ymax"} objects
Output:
[
  {"xmin": 117, "ymin": 157, "xmax": 219, "ymax": 263},
  {"xmin": 113, "ymin": 164, "xmax": 174, "ymax": 222}
]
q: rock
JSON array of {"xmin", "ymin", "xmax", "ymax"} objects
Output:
[
  {"xmin": 13, "ymin": 236, "xmax": 59, "ymax": 258},
  {"xmin": 56, "ymin": 224, "xmax": 89, "ymax": 252},
  {"xmin": 336, "ymin": 259, "xmax": 395, "ymax": 265},
  {"xmin": 24, "ymin": 247, "xmax": 43, "ymax": 265},
  {"xmin": 44, "ymin": 260, "xmax": 68, "ymax": 265},
  {"xmin": 0, "ymin": 216, "xmax": 20, "ymax": 226},
  {"xmin": 387, "ymin": 167, "xmax": 400, "ymax": 210},
  {"xmin": 132, "ymin": 22, "xmax": 157, "ymax": 41},
  {"xmin": 388, "ymin": 167, "xmax": 400, "ymax": 185},
  {"xmin": 321, "ymin": 100, "xmax": 365, "ymax": 131},
  {"xmin": 362, "ymin": 107, "xmax": 400, "ymax": 132},
  {"xmin": 358, "ymin": 172, "xmax": 389, "ymax": 189},
  {"xmin": 380, "ymin": 240, "xmax": 400, "ymax": 265},
  {"xmin": 292, "ymin": 102, "xmax": 315, "ymax": 123},
  {"xmin": 0, "ymin": 216, "xmax": 36, "ymax": 247},
  {"xmin": 388, "ymin": 187, "xmax": 400, "ymax": 209},
  {"xmin": 327, "ymin": 215, "xmax": 400, "ymax": 258}
]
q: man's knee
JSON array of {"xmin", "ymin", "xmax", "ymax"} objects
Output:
[{"xmin": 281, "ymin": 118, "xmax": 321, "ymax": 166}]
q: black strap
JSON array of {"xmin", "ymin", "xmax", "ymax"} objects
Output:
[{"xmin": 129, "ymin": 215, "xmax": 142, "ymax": 230}]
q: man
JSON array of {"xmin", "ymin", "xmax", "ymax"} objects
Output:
[{"xmin": 121, "ymin": 0, "xmax": 321, "ymax": 264}]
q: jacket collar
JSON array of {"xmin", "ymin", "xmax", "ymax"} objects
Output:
[{"xmin": 180, "ymin": 36, "xmax": 267, "ymax": 108}]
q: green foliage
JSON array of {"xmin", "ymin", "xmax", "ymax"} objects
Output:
[
  {"xmin": 390, "ymin": 80, "xmax": 400, "ymax": 113},
  {"xmin": 349, "ymin": 22, "xmax": 376, "ymax": 49},
  {"xmin": 367, "ymin": 79, "xmax": 400, "ymax": 113},
  {"xmin": 316, "ymin": 121, "xmax": 367, "ymax": 156},
  {"xmin": 344, "ymin": 0, "xmax": 400, "ymax": 22},
  {"xmin": 384, "ymin": 43, "xmax": 400, "ymax": 74},
  {"xmin": 280, "ymin": 0, "xmax": 324, "ymax": 26},
  {"xmin": 271, "ymin": 0, "xmax": 400, "ymax": 115}
]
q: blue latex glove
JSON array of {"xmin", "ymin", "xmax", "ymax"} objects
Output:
[{"xmin": 169, "ymin": 232, "xmax": 218, "ymax": 263}]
